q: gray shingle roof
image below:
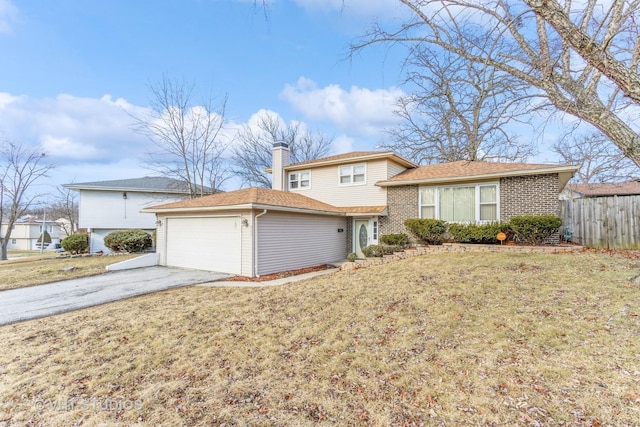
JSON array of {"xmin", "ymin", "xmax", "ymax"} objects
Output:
[{"xmin": 63, "ymin": 177, "xmax": 214, "ymax": 194}]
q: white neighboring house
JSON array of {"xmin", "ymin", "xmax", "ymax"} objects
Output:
[
  {"xmin": 1, "ymin": 215, "xmax": 65, "ymax": 250},
  {"xmin": 64, "ymin": 177, "xmax": 204, "ymax": 253}
]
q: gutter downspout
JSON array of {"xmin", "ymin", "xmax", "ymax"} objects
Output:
[{"xmin": 253, "ymin": 209, "xmax": 268, "ymax": 277}]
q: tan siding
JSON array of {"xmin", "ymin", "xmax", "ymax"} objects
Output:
[
  {"xmin": 257, "ymin": 212, "xmax": 346, "ymax": 276},
  {"xmin": 288, "ymin": 159, "xmax": 389, "ymax": 207},
  {"xmin": 387, "ymin": 161, "xmax": 409, "ymax": 179}
]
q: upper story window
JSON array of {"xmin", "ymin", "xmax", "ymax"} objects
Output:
[
  {"xmin": 339, "ymin": 163, "xmax": 366, "ymax": 185},
  {"xmin": 288, "ymin": 170, "xmax": 310, "ymax": 190},
  {"xmin": 419, "ymin": 183, "xmax": 499, "ymax": 223}
]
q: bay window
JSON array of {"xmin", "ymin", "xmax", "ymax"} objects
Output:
[{"xmin": 419, "ymin": 183, "xmax": 499, "ymax": 222}]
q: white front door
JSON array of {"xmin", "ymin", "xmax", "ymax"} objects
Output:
[{"xmin": 354, "ymin": 219, "xmax": 370, "ymax": 258}]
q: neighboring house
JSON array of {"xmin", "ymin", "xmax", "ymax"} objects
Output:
[
  {"xmin": 561, "ymin": 180, "xmax": 640, "ymax": 249},
  {"xmin": 64, "ymin": 177, "xmax": 207, "ymax": 253},
  {"xmin": 0, "ymin": 215, "xmax": 64, "ymax": 250},
  {"xmin": 144, "ymin": 144, "xmax": 577, "ymax": 277},
  {"xmin": 561, "ymin": 181, "xmax": 640, "ymax": 199}
]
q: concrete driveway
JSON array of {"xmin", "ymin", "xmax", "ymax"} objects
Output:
[{"xmin": 0, "ymin": 266, "xmax": 228, "ymax": 326}]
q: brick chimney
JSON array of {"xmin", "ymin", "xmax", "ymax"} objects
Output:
[{"xmin": 271, "ymin": 142, "xmax": 290, "ymax": 191}]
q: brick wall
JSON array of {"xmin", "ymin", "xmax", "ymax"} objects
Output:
[
  {"xmin": 379, "ymin": 185, "xmax": 418, "ymax": 238},
  {"xmin": 380, "ymin": 174, "xmax": 561, "ymax": 242},
  {"xmin": 500, "ymin": 174, "xmax": 560, "ymax": 221}
]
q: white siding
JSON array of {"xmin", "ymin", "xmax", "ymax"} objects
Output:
[
  {"xmin": 257, "ymin": 211, "xmax": 346, "ymax": 276},
  {"xmin": 79, "ymin": 190, "xmax": 187, "ymax": 230},
  {"xmin": 165, "ymin": 216, "xmax": 242, "ymax": 273},
  {"xmin": 156, "ymin": 210, "xmax": 253, "ymax": 277},
  {"xmin": 288, "ymin": 159, "xmax": 390, "ymax": 207}
]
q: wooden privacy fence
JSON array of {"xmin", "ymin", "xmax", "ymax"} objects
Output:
[{"xmin": 560, "ymin": 195, "xmax": 640, "ymax": 249}]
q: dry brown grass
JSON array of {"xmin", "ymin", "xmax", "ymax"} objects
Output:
[
  {"xmin": 1, "ymin": 251, "xmax": 639, "ymax": 426},
  {"xmin": 0, "ymin": 254, "xmax": 140, "ymax": 291}
]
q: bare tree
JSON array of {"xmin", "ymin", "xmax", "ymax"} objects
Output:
[
  {"xmin": 46, "ymin": 184, "xmax": 79, "ymax": 236},
  {"xmin": 231, "ymin": 112, "xmax": 333, "ymax": 188},
  {"xmin": 131, "ymin": 76, "xmax": 230, "ymax": 197},
  {"xmin": 0, "ymin": 139, "xmax": 55, "ymax": 260},
  {"xmin": 386, "ymin": 43, "xmax": 535, "ymax": 164},
  {"xmin": 353, "ymin": 0, "xmax": 640, "ymax": 167},
  {"xmin": 553, "ymin": 131, "xmax": 639, "ymax": 183}
]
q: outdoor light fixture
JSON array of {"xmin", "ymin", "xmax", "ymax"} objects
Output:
[
  {"xmin": 122, "ymin": 192, "xmax": 127, "ymax": 199},
  {"xmin": 242, "ymin": 219, "xmax": 249, "ymax": 227},
  {"xmin": 155, "ymin": 219, "xmax": 163, "ymax": 227}
]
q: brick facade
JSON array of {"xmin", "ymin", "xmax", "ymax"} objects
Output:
[
  {"xmin": 499, "ymin": 174, "xmax": 560, "ymax": 220},
  {"xmin": 379, "ymin": 185, "xmax": 418, "ymax": 238},
  {"xmin": 380, "ymin": 174, "xmax": 561, "ymax": 241}
]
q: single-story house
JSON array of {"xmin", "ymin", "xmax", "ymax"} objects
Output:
[
  {"xmin": 64, "ymin": 177, "xmax": 212, "ymax": 253},
  {"xmin": 143, "ymin": 144, "xmax": 577, "ymax": 277}
]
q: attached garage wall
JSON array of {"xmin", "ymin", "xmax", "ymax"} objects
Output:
[
  {"xmin": 257, "ymin": 211, "xmax": 346, "ymax": 276},
  {"xmin": 157, "ymin": 211, "xmax": 253, "ymax": 276}
]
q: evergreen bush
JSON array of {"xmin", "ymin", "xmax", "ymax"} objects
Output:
[
  {"xmin": 404, "ymin": 219, "xmax": 447, "ymax": 245},
  {"xmin": 37, "ymin": 230, "xmax": 52, "ymax": 248},
  {"xmin": 61, "ymin": 233, "xmax": 89, "ymax": 254},
  {"xmin": 509, "ymin": 215, "xmax": 562, "ymax": 245},
  {"xmin": 104, "ymin": 229, "xmax": 153, "ymax": 253},
  {"xmin": 379, "ymin": 233, "xmax": 410, "ymax": 247},
  {"xmin": 447, "ymin": 222, "xmax": 511, "ymax": 244}
]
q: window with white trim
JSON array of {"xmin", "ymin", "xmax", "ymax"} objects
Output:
[
  {"xmin": 372, "ymin": 220, "xmax": 378, "ymax": 242},
  {"xmin": 288, "ymin": 170, "xmax": 310, "ymax": 189},
  {"xmin": 339, "ymin": 163, "xmax": 366, "ymax": 185},
  {"xmin": 419, "ymin": 183, "xmax": 499, "ymax": 223}
]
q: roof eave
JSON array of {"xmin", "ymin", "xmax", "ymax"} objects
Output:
[
  {"xmin": 344, "ymin": 207, "xmax": 389, "ymax": 216},
  {"xmin": 142, "ymin": 203, "xmax": 254, "ymax": 214},
  {"xmin": 377, "ymin": 166, "xmax": 579, "ymax": 187},
  {"xmin": 285, "ymin": 152, "xmax": 418, "ymax": 171},
  {"xmin": 64, "ymin": 184, "xmax": 192, "ymax": 194},
  {"xmin": 143, "ymin": 203, "xmax": 345, "ymax": 216}
]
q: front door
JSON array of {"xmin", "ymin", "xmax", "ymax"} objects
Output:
[{"xmin": 354, "ymin": 219, "xmax": 370, "ymax": 258}]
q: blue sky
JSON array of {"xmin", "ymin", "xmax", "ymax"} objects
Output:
[{"xmin": 0, "ymin": 0, "xmax": 562, "ymax": 192}]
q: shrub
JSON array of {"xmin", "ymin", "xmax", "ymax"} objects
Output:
[
  {"xmin": 104, "ymin": 229, "xmax": 153, "ymax": 253},
  {"xmin": 379, "ymin": 233, "xmax": 409, "ymax": 247},
  {"xmin": 361, "ymin": 244, "xmax": 400, "ymax": 257},
  {"xmin": 509, "ymin": 214, "xmax": 562, "ymax": 245},
  {"xmin": 61, "ymin": 233, "xmax": 89, "ymax": 254},
  {"xmin": 404, "ymin": 218, "xmax": 447, "ymax": 245},
  {"xmin": 346, "ymin": 252, "xmax": 357, "ymax": 262},
  {"xmin": 37, "ymin": 230, "xmax": 52, "ymax": 247},
  {"xmin": 447, "ymin": 222, "xmax": 511, "ymax": 244}
]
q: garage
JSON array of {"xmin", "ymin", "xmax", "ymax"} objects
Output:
[{"xmin": 165, "ymin": 216, "xmax": 242, "ymax": 274}]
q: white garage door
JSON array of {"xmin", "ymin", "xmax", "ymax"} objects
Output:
[{"xmin": 165, "ymin": 216, "xmax": 242, "ymax": 274}]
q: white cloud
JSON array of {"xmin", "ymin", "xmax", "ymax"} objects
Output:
[
  {"xmin": 332, "ymin": 134, "xmax": 354, "ymax": 154},
  {"xmin": 0, "ymin": 0, "xmax": 18, "ymax": 34},
  {"xmin": 40, "ymin": 135, "xmax": 104, "ymax": 160},
  {"xmin": 281, "ymin": 77, "xmax": 403, "ymax": 135},
  {"xmin": 0, "ymin": 92, "xmax": 150, "ymax": 164}
]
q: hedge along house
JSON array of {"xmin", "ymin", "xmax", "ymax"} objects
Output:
[{"xmin": 144, "ymin": 144, "xmax": 577, "ymax": 276}]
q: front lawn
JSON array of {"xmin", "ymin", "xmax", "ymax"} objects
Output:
[
  {"xmin": 1, "ymin": 251, "xmax": 639, "ymax": 425},
  {"xmin": 0, "ymin": 253, "xmax": 140, "ymax": 291}
]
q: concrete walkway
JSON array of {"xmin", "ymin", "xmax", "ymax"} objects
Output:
[
  {"xmin": 0, "ymin": 267, "xmax": 228, "ymax": 326},
  {"xmin": 198, "ymin": 267, "xmax": 339, "ymax": 288}
]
